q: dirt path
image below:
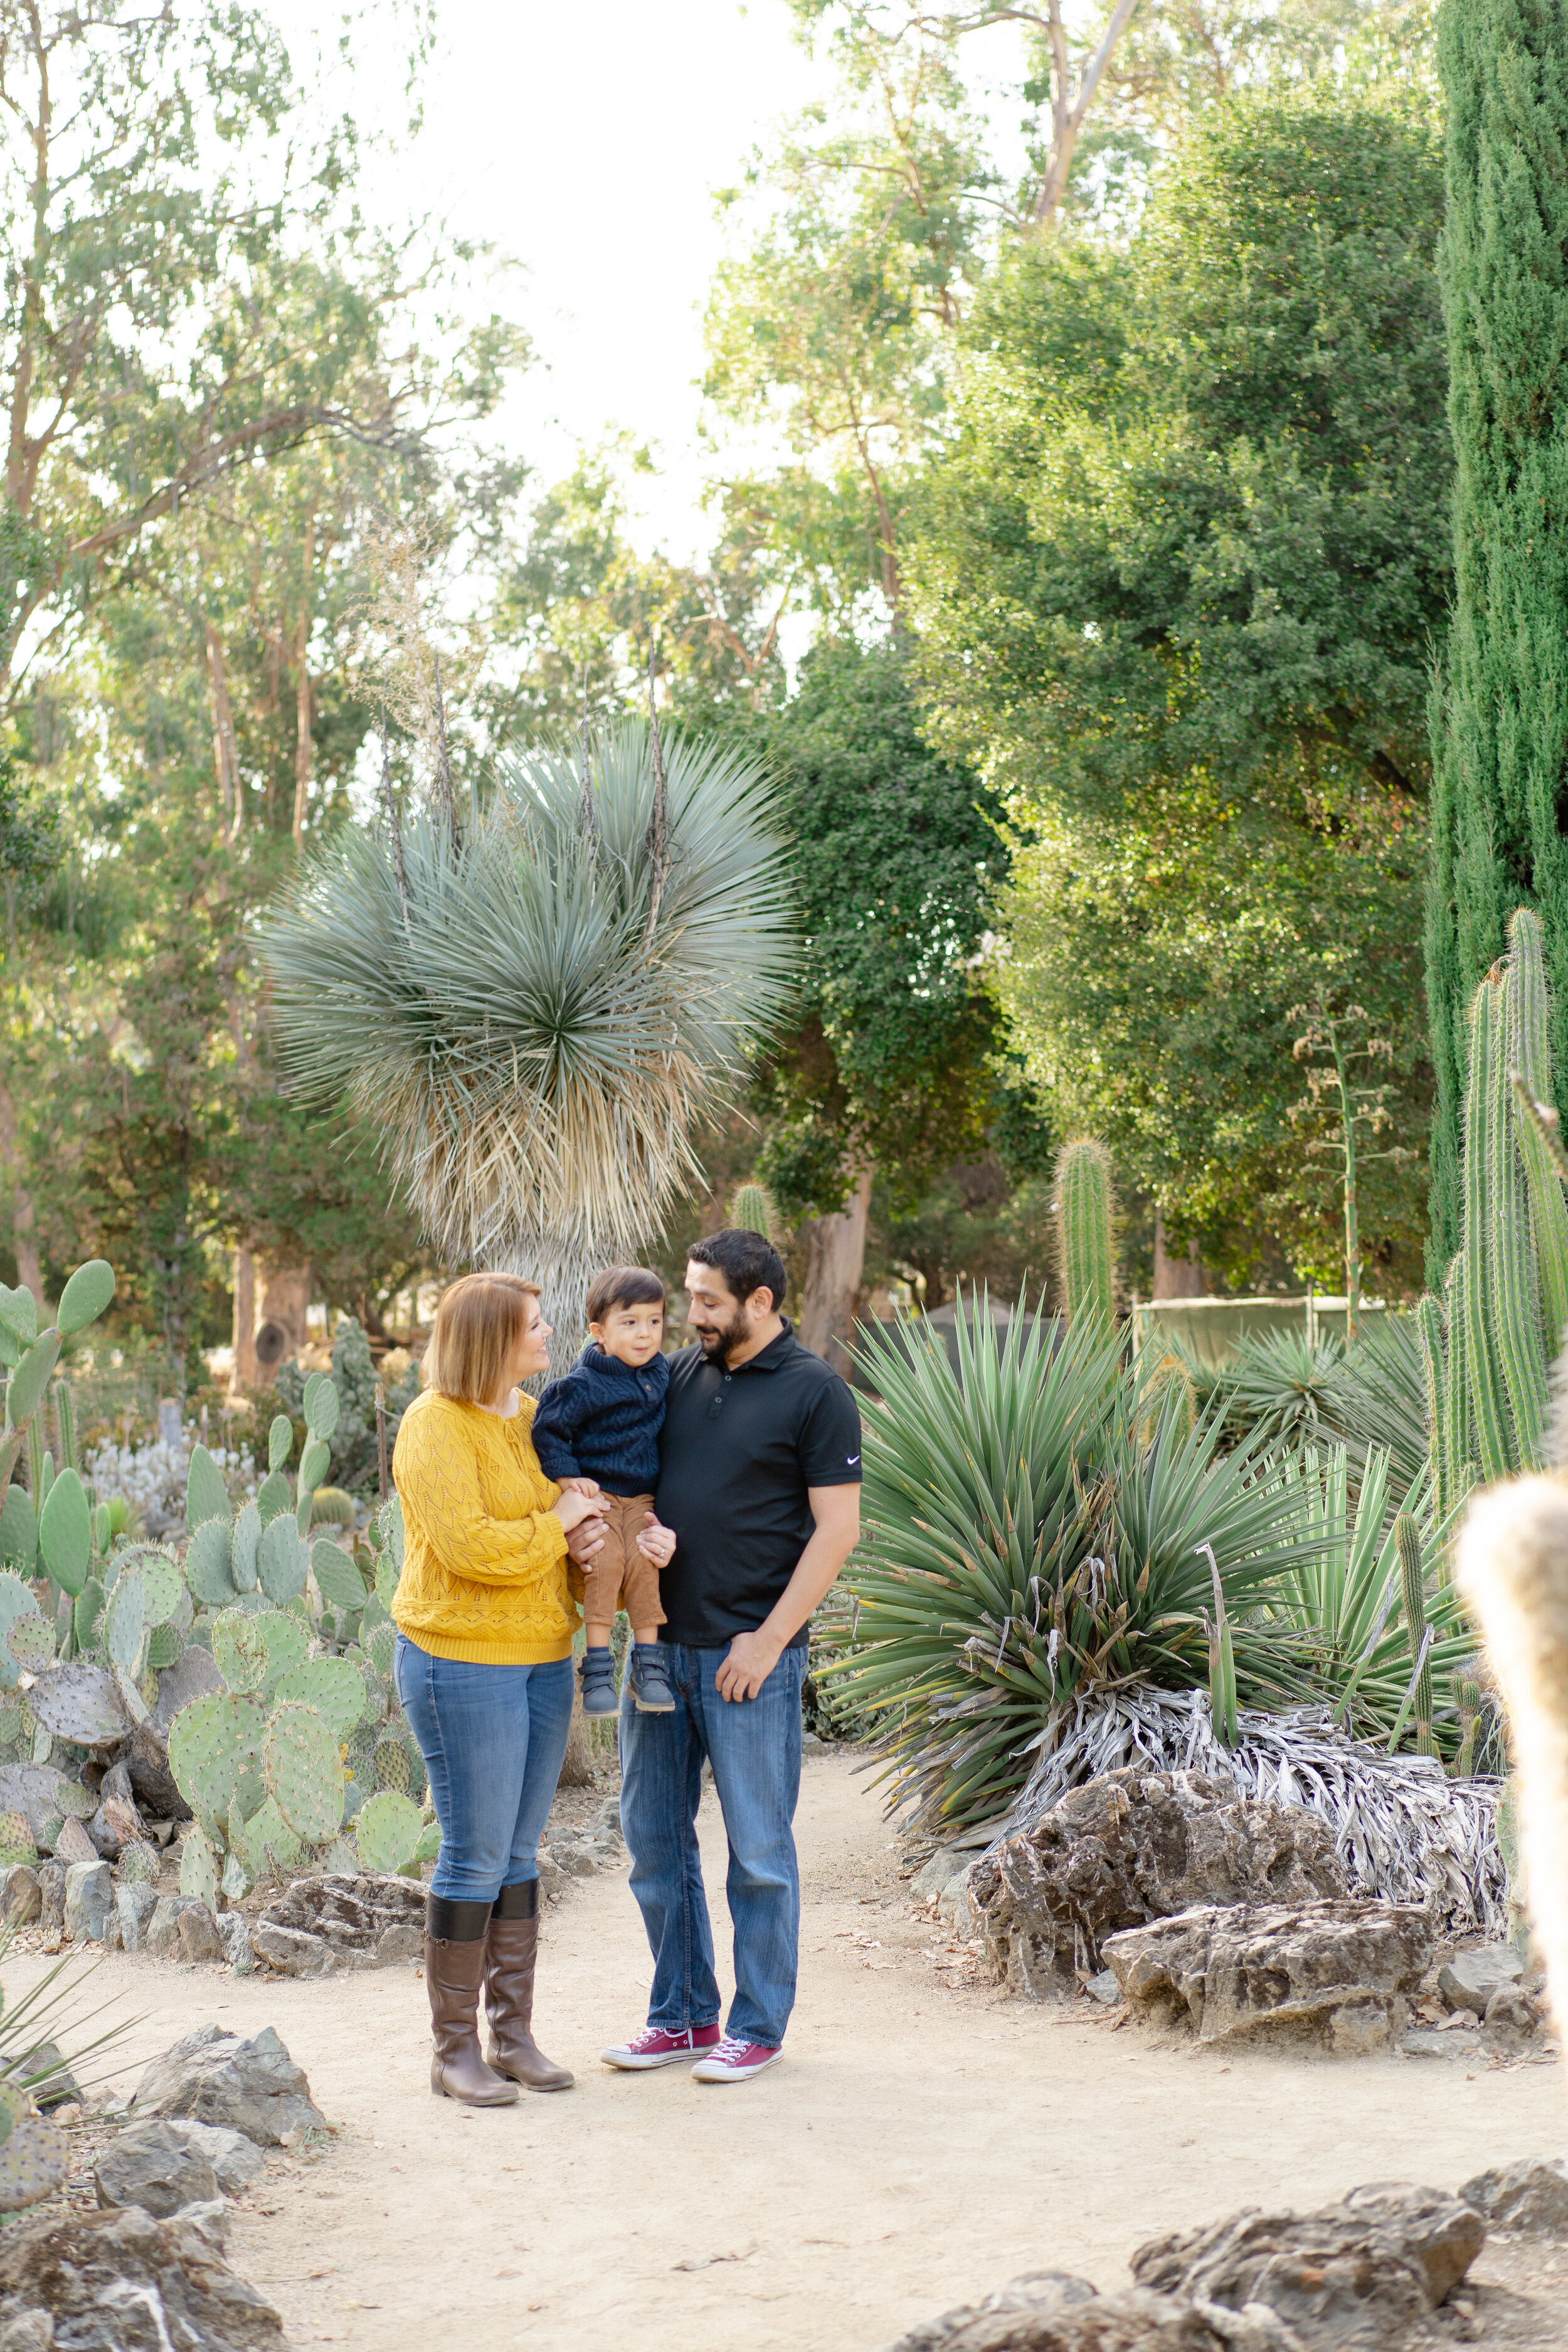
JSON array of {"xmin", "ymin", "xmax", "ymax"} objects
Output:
[{"xmin": 15, "ymin": 1751, "xmax": 1568, "ymax": 2350}]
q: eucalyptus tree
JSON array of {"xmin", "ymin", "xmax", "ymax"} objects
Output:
[{"xmin": 260, "ymin": 723, "xmax": 797, "ymax": 1340}]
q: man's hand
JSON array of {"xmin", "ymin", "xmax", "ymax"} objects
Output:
[
  {"xmin": 635, "ymin": 1512, "xmax": 675, "ymax": 1567},
  {"xmin": 715, "ymin": 1628, "xmax": 784, "ymax": 1702},
  {"xmin": 564, "ymin": 1510, "xmax": 606, "ymax": 1564}
]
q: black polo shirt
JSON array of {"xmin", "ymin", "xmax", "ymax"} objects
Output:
[{"xmin": 654, "ymin": 1319, "xmax": 862, "ymax": 1649}]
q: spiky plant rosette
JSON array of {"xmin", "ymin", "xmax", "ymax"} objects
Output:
[
  {"xmin": 832, "ymin": 1294, "xmax": 1325, "ymax": 1838},
  {"xmin": 260, "ymin": 722, "xmax": 795, "ymax": 1324}
]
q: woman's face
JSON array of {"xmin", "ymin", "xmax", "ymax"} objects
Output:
[{"xmin": 506, "ymin": 1295, "xmax": 552, "ymax": 1391}]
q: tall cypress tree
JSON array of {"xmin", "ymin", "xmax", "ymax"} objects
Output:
[{"xmin": 1427, "ymin": 0, "xmax": 1568, "ymax": 1282}]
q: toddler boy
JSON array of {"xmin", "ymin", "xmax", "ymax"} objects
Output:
[{"xmin": 533, "ymin": 1266, "xmax": 675, "ymax": 1715}]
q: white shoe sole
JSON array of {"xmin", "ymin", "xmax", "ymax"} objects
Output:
[
  {"xmin": 601, "ymin": 2043, "xmax": 712, "ymax": 2070},
  {"xmin": 691, "ymin": 2049, "xmax": 783, "ymax": 2084}
]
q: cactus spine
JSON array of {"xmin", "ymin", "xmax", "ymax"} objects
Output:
[{"xmin": 1054, "ymin": 1140, "xmax": 1117, "ymax": 1331}]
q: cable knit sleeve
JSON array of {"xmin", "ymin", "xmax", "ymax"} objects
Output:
[
  {"xmin": 394, "ymin": 1399, "xmax": 568, "ymax": 1590},
  {"xmin": 531, "ymin": 1371, "xmax": 586, "ymax": 1480}
]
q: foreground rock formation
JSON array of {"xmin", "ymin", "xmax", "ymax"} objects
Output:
[
  {"xmin": 0, "ymin": 2198, "xmax": 285, "ymax": 2349},
  {"xmin": 1103, "ymin": 1899, "xmax": 1433, "ymax": 2051}
]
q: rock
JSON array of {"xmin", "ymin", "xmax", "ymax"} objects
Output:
[
  {"xmin": 52, "ymin": 1816, "xmax": 95, "ymax": 1868},
  {"xmin": 0, "ymin": 1867, "xmax": 38, "ymax": 1927},
  {"xmin": 124, "ymin": 1715, "xmax": 191, "ymax": 1822},
  {"xmin": 177, "ymin": 1904, "xmax": 226, "ymax": 1964},
  {"xmin": 87, "ymin": 1793, "xmax": 143, "ymax": 1863},
  {"xmin": 0, "ymin": 1766, "xmax": 77, "ymax": 1850},
  {"xmin": 881, "ymin": 2278, "xmax": 1293, "ymax": 2351},
  {"xmin": 155, "ymin": 2119, "xmax": 266, "ymax": 2197},
  {"xmin": 93, "ymin": 2118, "xmax": 221, "ymax": 2218},
  {"xmin": 535, "ymin": 1850, "xmax": 564, "ymax": 1898},
  {"xmin": 1438, "ymin": 1941, "xmax": 1522, "ymax": 2016},
  {"xmin": 591, "ymin": 1798, "xmax": 623, "ymax": 1846},
  {"xmin": 1397, "ymin": 2028, "xmax": 1476, "ymax": 2061},
  {"xmin": 152, "ymin": 1644, "xmax": 224, "ymax": 1734},
  {"xmin": 98, "ymin": 1761, "xmax": 135, "ymax": 1808},
  {"xmin": 911, "ymin": 1845, "xmax": 970, "ymax": 1904},
  {"xmin": 1085, "ymin": 1969, "xmax": 1123, "ymax": 2006},
  {"xmin": 252, "ymin": 1872, "xmax": 426, "ymax": 1976},
  {"xmin": 130, "ymin": 2023, "xmax": 325, "ymax": 2145},
  {"xmin": 146, "ymin": 1895, "xmax": 198, "ymax": 1958},
  {"xmin": 1130, "ymin": 2181, "xmax": 1486, "ymax": 2349},
  {"xmin": 1103, "ymin": 1900, "xmax": 1433, "ymax": 2049},
  {"xmin": 969, "ymin": 1767, "xmax": 1349, "ymax": 1995},
  {"xmin": 1458, "ymin": 2156, "xmax": 1568, "ymax": 2236},
  {"xmin": 16, "ymin": 2041, "xmax": 77, "ymax": 2109},
  {"xmin": 1480, "ymin": 1983, "xmax": 1545, "ymax": 2050},
  {"xmin": 63, "ymin": 1858, "xmax": 112, "ymax": 1944},
  {"xmin": 0, "ymin": 2202, "xmax": 285, "ymax": 2349},
  {"xmin": 115, "ymin": 1880, "xmax": 159, "ymax": 1953},
  {"xmin": 34, "ymin": 1860, "xmax": 63, "ymax": 1943},
  {"xmin": 0, "ymin": 2314, "xmax": 54, "ymax": 2351},
  {"xmin": 218, "ymin": 1912, "xmax": 254, "ymax": 1975}
]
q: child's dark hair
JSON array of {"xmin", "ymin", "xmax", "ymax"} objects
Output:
[{"xmin": 586, "ymin": 1265, "xmax": 667, "ymax": 1325}]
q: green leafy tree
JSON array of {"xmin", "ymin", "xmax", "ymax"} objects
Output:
[{"xmin": 1424, "ymin": 0, "xmax": 1568, "ymax": 1283}]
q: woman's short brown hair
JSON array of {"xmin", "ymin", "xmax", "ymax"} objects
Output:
[{"xmin": 428, "ymin": 1273, "xmax": 541, "ymax": 1405}]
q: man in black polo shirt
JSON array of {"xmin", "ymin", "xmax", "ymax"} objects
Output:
[{"xmin": 601, "ymin": 1228, "xmax": 862, "ymax": 2085}]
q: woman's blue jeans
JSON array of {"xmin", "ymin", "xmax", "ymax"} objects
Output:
[
  {"xmin": 395, "ymin": 1638, "xmax": 575, "ymax": 1902},
  {"xmin": 619, "ymin": 1643, "xmax": 804, "ymax": 2050}
]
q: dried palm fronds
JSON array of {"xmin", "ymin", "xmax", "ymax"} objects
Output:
[
  {"xmin": 1003, "ymin": 1685, "xmax": 1505, "ymax": 1937},
  {"xmin": 260, "ymin": 721, "xmax": 795, "ymax": 1332}
]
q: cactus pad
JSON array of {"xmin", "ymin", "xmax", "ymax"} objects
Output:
[
  {"xmin": 72, "ymin": 1579, "xmax": 105, "ymax": 1651},
  {"xmin": 119, "ymin": 1837, "xmax": 160, "ymax": 1885},
  {"xmin": 146, "ymin": 1624, "xmax": 181, "ymax": 1671},
  {"xmin": 0, "ymin": 1488, "xmax": 36, "ymax": 1574},
  {"xmin": 373, "ymin": 1736, "xmax": 412, "ymax": 1794},
  {"xmin": 26, "ymin": 1663, "xmax": 127, "ymax": 1745},
  {"xmin": 6, "ymin": 1617, "xmax": 51, "ymax": 1674},
  {"xmin": 212, "ymin": 1614, "xmax": 268, "ymax": 1694},
  {"xmin": 267, "ymin": 1414, "xmax": 294, "ymax": 1474},
  {"xmin": 133, "ymin": 1553, "xmax": 183, "ymax": 1628},
  {"xmin": 184, "ymin": 1444, "xmax": 231, "ymax": 1533},
  {"xmin": 0, "ymin": 1811, "xmax": 34, "ymax": 1867},
  {"xmin": 367, "ymin": 1621, "xmax": 397, "ymax": 1682},
  {"xmin": 227, "ymin": 1500, "xmax": 260, "ymax": 1595},
  {"xmin": 56, "ymin": 1258, "xmax": 115, "ymax": 1337},
  {"xmin": 255, "ymin": 1611, "xmax": 307, "ymax": 1699},
  {"xmin": 102, "ymin": 1572, "xmax": 146, "ymax": 1675},
  {"xmin": 254, "ymin": 1468, "xmax": 293, "ymax": 1528},
  {"xmin": 265, "ymin": 1702, "xmax": 344, "ymax": 1846},
  {"xmin": 241, "ymin": 1793, "xmax": 304, "ymax": 1874},
  {"xmin": 37, "ymin": 1467, "xmax": 89, "ymax": 1597},
  {"xmin": 0, "ymin": 2095, "xmax": 68, "ymax": 2212},
  {"xmin": 303, "ymin": 1372, "xmax": 341, "ymax": 1441},
  {"xmin": 312, "ymin": 1540, "xmax": 368, "ymax": 1613},
  {"xmin": 274, "ymin": 1658, "xmax": 364, "ymax": 1740},
  {"xmin": 257, "ymin": 1516, "xmax": 308, "ymax": 1606},
  {"xmin": 0, "ymin": 1285, "xmax": 34, "ymax": 1348},
  {"xmin": 297, "ymin": 1434, "xmax": 331, "ymax": 1496},
  {"xmin": 53, "ymin": 1778, "xmax": 95, "ymax": 1820},
  {"xmin": 0, "ymin": 1705, "xmax": 23, "ymax": 1757},
  {"xmin": 413, "ymin": 1814, "xmax": 442, "ymax": 1866},
  {"xmin": 5, "ymin": 1328, "xmax": 60, "ymax": 1431},
  {"xmin": 167, "ymin": 1690, "xmax": 268, "ymax": 1821},
  {"xmin": 180, "ymin": 1823, "xmax": 221, "ymax": 1914},
  {"xmin": 184, "ymin": 1518, "xmax": 236, "ymax": 1608},
  {"xmin": 373, "ymin": 1547, "xmax": 401, "ymax": 1612},
  {"xmin": 355, "ymin": 1788, "xmax": 423, "ymax": 1873}
]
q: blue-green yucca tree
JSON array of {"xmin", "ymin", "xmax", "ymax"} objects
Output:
[{"xmin": 259, "ymin": 720, "xmax": 797, "ymax": 1337}]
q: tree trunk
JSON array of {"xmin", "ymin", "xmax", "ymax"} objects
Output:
[
  {"xmin": 231, "ymin": 1246, "xmax": 259, "ymax": 1389},
  {"xmin": 0, "ymin": 1076, "xmax": 43, "ymax": 1308},
  {"xmin": 253, "ymin": 1261, "xmax": 312, "ymax": 1379},
  {"xmin": 797, "ymin": 1166, "xmax": 872, "ymax": 1378},
  {"xmin": 1153, "ymin": 1211, "xmax": 1204, "ymax": 1300}
]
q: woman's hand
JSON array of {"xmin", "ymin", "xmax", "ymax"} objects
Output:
[
  {"xmin": 552, "ymin": 1487, "xmax": 605, "ymax": 1537},
  {"xmin": 635, "ymin": 1513, "xmax": 675, "ymax": 1568}
]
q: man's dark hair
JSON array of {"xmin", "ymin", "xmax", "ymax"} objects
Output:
[
  {"xmin": 586, "ymin": 1265, "xmax": 667, "ymax": 1325},
  {"xmin": 687, "ymin": 1229, "xmax": 788, "ymax": 1313}
]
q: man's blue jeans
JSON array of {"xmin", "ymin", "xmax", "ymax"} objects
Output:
[
  {"xmin": 619, "ymin": 1642, "xmax": 805, "ymax": 2050},
  {"xmin": 395, "ymin": 1639, "xmax": 575, "ymax": 1902}
]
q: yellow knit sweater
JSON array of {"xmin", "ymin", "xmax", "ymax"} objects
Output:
[{"xmin": 391, "ymin": 1389, "xmax": 577, "ymax": 1665}]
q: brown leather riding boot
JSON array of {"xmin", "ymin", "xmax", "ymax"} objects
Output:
[
  {"xmin": 484, "ymin": 1881, "xmax": 574, "ymax": 2092},
  {"xmin": 426, "ymin": 1898, "xmax": 520, "ymax": 2106}
]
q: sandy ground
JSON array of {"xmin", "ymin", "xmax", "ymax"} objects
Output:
[{"xmin": 13, "ymin": 1749, "xmax": 1568, "ymax": 2352}]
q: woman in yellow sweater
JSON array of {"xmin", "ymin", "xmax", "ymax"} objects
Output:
[{"xmin": 393, "ymin": 1272, "xmax": 605, "ymax": 2107}]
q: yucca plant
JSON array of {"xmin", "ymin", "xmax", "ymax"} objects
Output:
[
  {"xmin": 1208, "ymin": 1328, "xmax": 1347, "ymax": 1454},
  {"xmin": 260, "ymin": 721, "xmax": 795, "ymax": 1335},
  {"xmin": 833, "ymin": 1294, "xmax": 1321, "ymax": 1837}
]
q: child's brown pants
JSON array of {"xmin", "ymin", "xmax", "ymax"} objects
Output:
[{"xmin": 580, "ymin": 1491, "xmax": 665, "ymax": 1631}]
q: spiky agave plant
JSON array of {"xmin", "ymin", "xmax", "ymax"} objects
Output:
[
  {"xmin": 833, "ymin": 1293, "xmax": 1318, "ymax": 1836},
  {"xmin": 260, "ymin": 721, "xmax": 795, "ymax": 1335}
]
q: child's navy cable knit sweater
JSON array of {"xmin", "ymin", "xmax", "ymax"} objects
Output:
[{"xmin": 532, "ymin": 1345, "xmax": 669, "ymax": 1492}]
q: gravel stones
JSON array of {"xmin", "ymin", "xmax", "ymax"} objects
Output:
[
  {"xmin": 93, "ymin": 2119, "xmax": 220, "ymax": 2218},
  {"xmin": 1438, "ymin": 1942, "xmax": 1523, "ymax": 2015},
  {"xmin": 1458, "ymin": 2156, "xmax": 1568, "ymax": 2237},
  {"xmin": 129, "ymin": 2024, "xmax": 324, "ymax": 2145},
  {"xmin": 0, "ymin": 2201, "xmax": 285, "ymax": 2351},
  {"xmin": 63, "ymin": 1858, "xmax": 112, "ymax": 1942},
  {"xmin": 1103, "ymin": 1900, "xmax": 1433, "ymax": 2049},
  {"xmin": 252, "ymin": 1870, "xmax": 426, "ymax": 1976},
  {"xmin": 969, "ymin": 1768, "xmax": 1349, "ymax": 1993}
]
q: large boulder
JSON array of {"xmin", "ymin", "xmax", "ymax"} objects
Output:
[
  {"xmin": 1437, "ymin": 1941, "xmax": 1522, "ymax": 2015},
  {"xmin": 968, "ymin": 1769, "xmax": 1348, "ymax": 1994},
  {"xmin": 63, "ymin": 1858, "xmax": 113, "ymax": 1943},
  {"xmin": 93, "ymin": 2119, "xmax": 218, "ymax": 2218},
  {"xmin": 1103, "ymin": 1900, "xmax": 1433, "ymax": 2050},
  {"xmin": 129, "ymin": 2025, "xmax": 324, "ymax": 2146},
  {"xmin": 1130, "ymin": 2183, "xmax": 1485, "ymax": 2350},
  {"xmin": 0, "ymin": 2201, "xmax": 283, "ymax": 2350},
  {"xmin": 252, "ymin": 1872, "xmax": 426, "ymax": 1977},
  {"xmin": 881, "ymin": 2276, "xmax": 1291, "ymax": 2350},
  {"xmin": 1458, "ymin": 2156, "xmax": 1568, "ymax": 2237}
]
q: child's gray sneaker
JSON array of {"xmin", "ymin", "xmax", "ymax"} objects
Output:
[
  {"xmin": 580, "ymin": 1648, "xmax": 618, "ymax": 1716},
  {"xmin": 629, "ymin": 1644, "xmax": 675, "ymax": 1713}
]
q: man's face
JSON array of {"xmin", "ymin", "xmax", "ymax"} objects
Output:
[{"xmin": 684, "ymin": 1260, "xmax": 753, "ymax": 1361}]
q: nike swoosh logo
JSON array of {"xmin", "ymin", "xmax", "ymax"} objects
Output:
[{"xmin": 846, "ymin": 1454, "xmax": 860, "ymax": 1465}]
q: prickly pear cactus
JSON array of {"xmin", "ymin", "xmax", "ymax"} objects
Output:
[
  {"xmin": 355, "ymin": 1788, "xmax": 423, "ymax": 1873},
  {"xmin": 167, "ymin": 1690, "xmax": 269, "ymax": 1825},
  {"xmin": 26, "ymin": 1661, "xmax": 126, "ymax": 1745},
  {"xmin": 211, "ymin": 1614, "xmax": 268, "ymax": 1695},
  {"xmin": 0, "ymin": 1811, "xmax": 34, "ymax": 1867},
  {"xmin": 180, "ymin": 1823, "xmax": 221, "ymax": 1912},
  {"xmin": 373, "ymin": 1736, "xmax": 412, "ymax": 1795},
  {"xmin": 119, "ymin": 1837, "xmax": 160, "ymax": 1885},
  {"xmin": 273, "ymin": 1658, "xmax": 363, "ymax": 1740},
  {"xmin": 0, "ymin": 2082, "xmax": 68, "ymax": 2211},
  {"xmin": 257, "ymin": 1516, "xmax": 309, "ymax": 1606},
  {"xmin": 6, "ymin": 1615, "xmax": 51, "ymax": 1674},
  {"xmin": 265, "ymin": 1703, "xmax": 344, "ymax": 1846},
  {"xmin": 312, "ymin": 1539, "xmax": 367, "ymax": 1614}
]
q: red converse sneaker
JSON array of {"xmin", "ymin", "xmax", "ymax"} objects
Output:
[
  {"xmin": 601, "ymin": 2024, "xmax": 721, "ymax": 2071},
  {"xmin": 691, "ymin": 2036, "xmax": 783, "ymax": 2084}
]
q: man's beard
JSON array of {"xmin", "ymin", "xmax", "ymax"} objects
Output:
[{"xmin": 696, "ymin": 1306, "xmax": 750, "ymax": 1362}]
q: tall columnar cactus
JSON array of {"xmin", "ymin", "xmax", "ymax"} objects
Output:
[
  {"xmin": 1394, "ymin": 1512, "xmax": 1434, "ymax": 1757},
  {"xmin": 1420, "ymin": 911, "xmax": 1568, "ymax": 1518},
  {"xmin": 1054, "ymin": 1140, "xmax": 1117, "ymax": 1331},
  {"xmin": 730, "ymin": 1180, "xmax": 776, "ymax": 1241}
]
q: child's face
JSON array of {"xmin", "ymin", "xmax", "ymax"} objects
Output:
[{"xmin": 590, "ymin": 1298, "xmax": 664, "ymax": 1367}]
